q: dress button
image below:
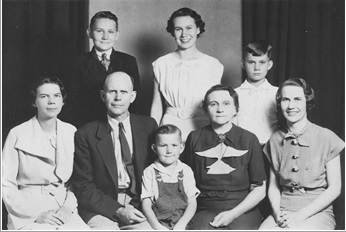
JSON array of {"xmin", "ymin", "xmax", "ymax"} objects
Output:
[
  {"xmin": 291, "ymin": 182, "xmax": 297, "ymax": 186},
  {"xmin": 305, "ymin": 167, "xmax": 309, "ymax": 170},
  {"xmin": 292, "ymin": 167, "xmax": 299, "ymax": 172},
  {"xmin": 292, "ymin": 155, "xmax": 299, "ymax": 159},
  {"xmin": 291, "ymin": 139, "xmax": 298, "ymax": 145}
]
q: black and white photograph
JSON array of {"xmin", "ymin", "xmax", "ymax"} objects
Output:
[{"xmin": 2, "ymin": 0, "xmax": 345, "ymax": 230}]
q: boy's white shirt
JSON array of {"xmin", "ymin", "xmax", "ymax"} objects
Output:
[
  {"xmin": 234, "ymin": 78, "xmax": 278, "ymax": 144},
  {"xmin": 141, "ymin": 159, "xmax": 200, "ymax": 202},
  {"xmin": 95, "ymin": 48, "xmax": 112, "ymax": 60}
]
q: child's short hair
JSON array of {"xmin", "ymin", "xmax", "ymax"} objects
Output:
[
  {"xmin": 30, "ymin": 75, "xmax": 67, "ymax": 105},
  {"xmin": 276, "ymin": 78, "xmax": 315, "ymax": 129},
  {"xmin": 243, "ymin": 39, "xmax": 272, "ymax": 60},
  {"xmin": 90, "ymin": 11, "xmax": 118, "ymax": 31},
  {"xmin": 154, "ymin": 124, "xmax": 182, "ymax": 143},
  {"xmin": 202, "ymin": 84, "xmax": 239, "ymax": 113},
  {"xmin": 166, "ymin": 7, "xmax": 205, "ymax": 38}
]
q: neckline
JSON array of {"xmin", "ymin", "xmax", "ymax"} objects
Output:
[{"xmin": 169, "ymin": 52, "xmax": 205, "ymax": 62}]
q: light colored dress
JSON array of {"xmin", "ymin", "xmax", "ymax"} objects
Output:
[
  {"xmin": 153, "ymin": 53, "xmax": 224, "ymax": 141},
  {"xmin": 2, "ymin": 116, "xmax": 90, "ymax": 230},
  {"xmin": 260, "ymin": 122, "xmax": 345, "ymax": 230}
]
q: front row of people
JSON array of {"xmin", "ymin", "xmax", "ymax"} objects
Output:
[{"xmin": 2, "ymin": 72, "xmax": 344, "ymax": 230}]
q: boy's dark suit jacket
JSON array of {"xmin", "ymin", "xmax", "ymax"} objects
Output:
[
  {"xmin": 71, "ymin": 114, "xmax": 157, "ymax": 221},
  {"xmin": 62, "ymin": 47, "xmax": 140, "ymax": 127}
]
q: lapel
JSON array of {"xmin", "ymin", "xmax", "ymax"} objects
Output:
[
  {"xmin": 83, "ymin": 47, "xmax": 108, "ymax": 80},
  {"xmin": 15, "ymin": 117, "xmax": 55, "ymax": 164},
  {"xmin": 109, "ymin": 49, "xmax": 122, "ymax": 73},
  {"xmin": 95, "ymin": 120, "xmax": 119, "ymax": 187},
  {"xmin": 55, "ymin": 119, "xmax": 75, "ymax": 180},
  {"xmin": 129, "ymin": 114, "xmax": 145, "ymax": 165}
]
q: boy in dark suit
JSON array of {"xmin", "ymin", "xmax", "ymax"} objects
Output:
[
  {"xmin": 71, "ymin": 72, "xmax": 157, "ymax": 230},
  {"xmin": 64, "ymin": 11, "xmax": 140, "ymax": 127}
]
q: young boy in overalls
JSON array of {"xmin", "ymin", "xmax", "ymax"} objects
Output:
[{"xmin": 141, "ymin": 124, "xmax": 200, "ymax": 230}]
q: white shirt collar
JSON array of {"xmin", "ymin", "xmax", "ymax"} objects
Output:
[
  {"xmin": 96, "ymin": 49, "xmax": 112, "ymax": 61},
  {"xmin": 107, "ymin": 114, "xmax": 131, "ymax": 133},
  {"xmin": 153, "ymin": 159, "xmax": 183, "ymax": 176},
  {"xmin": 240, "ymin": 79, "xmax": 271, "ymax": 90}
]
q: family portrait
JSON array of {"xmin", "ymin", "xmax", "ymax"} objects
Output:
[{"xmin": 2, "ymin": 0, "xmax": 344, "ymax": 230}]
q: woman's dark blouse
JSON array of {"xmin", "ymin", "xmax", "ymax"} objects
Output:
[{"xmin": 182, "ymin": 124, "xmax": 267, "ymax": 192}]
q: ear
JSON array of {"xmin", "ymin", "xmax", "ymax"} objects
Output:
[
  {"xmin": 241, "ymin": 60, "xmax": 245, "ymax": 69},
  {"xmin": 32, "ymin": 103, "xmax": 37, "ymax": 108},
  {"xmin": 130, "ymin": 91, "xmax": 137, "ymax": 103},
  {"xmin": 100, "ymin": 90, "xmax": 106, "ymax": 103},
  {"xmin": 151, "ymin": 144, "xmax": 157, "ymax": 153},
  {"xmin": 268, "ymin": 60, "xmax": 273, "ymax": 70},
  {"xmin": 115, "ymin": 31, "xmax": 120, "ymax": 40},
  {"xmin": 180, "ymin": 142, "xmax": 185, "ymax": 153},
  {"xmin": 86, "ymin": 28, "xmax": 92, "ymax": 39},
  {"xmin": 197, "ymin": 27, "xmax": 201, "ymax": 36}
]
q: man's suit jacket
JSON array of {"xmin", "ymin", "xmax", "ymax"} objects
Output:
[
  {"xmin": 61, "ymin": 47, "xmax": 140, "ymax": 127},
  {"xmin": 71, "ymin": 114, "xmax": 157, "ymax": 221}
]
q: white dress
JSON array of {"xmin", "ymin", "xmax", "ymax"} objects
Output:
[{"xmin": 153, "ymin": 53, "xmax": 224, "ymax": 141}]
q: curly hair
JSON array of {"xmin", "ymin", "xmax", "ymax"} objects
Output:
[
  {"xmin": 166, "ymin": 7, "xmax": 205, "ymax": 38},
  {"xmin": 276, "ymin": 78, "xmax": 315, "ymax": 129}
]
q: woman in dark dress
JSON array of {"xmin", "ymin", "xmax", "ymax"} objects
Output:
[{"xmin": 182, "ymin": 84, "xmax": 267, "ymax": 230}]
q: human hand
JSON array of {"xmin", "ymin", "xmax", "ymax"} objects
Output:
[
  {"xmin": 273, "ymin": 210, "xmax": 285, "ymax": 227},
  {"xmin": 209, "ymin": 210, "xmax": 236, "ymax": 228},
  {"xmin": 115, "ymin": 205, "xmax": 147, "ymax": 225},
  {"xmin": 35, "ymin": 210, "xmax": 63, "ymax": 226},
  {"xmin": 279, "ymin": 210, "xmax": 307, "ymax": 228},
  {"xmin": 54, "ymin": 205, "xmax": 73, "ymax": 224}
]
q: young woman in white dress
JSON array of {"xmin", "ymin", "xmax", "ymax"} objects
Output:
[{"xmin": 150, "ymin": 7, "xmax": 224, "ymax": 142}]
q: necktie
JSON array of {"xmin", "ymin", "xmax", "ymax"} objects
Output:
[
  {"xmin": 118, "ymin": 122, "xmax": 136, "ymax": 197},
  {"xmin": 101, "ymin": 53, "xmax": 110, "ymax": 71}
]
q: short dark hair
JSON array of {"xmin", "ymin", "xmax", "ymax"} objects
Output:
[
  {"xmin": 276, "ymin": 78, "xmax": 315, "ymax": 129},
  {"xmin": 202, "ymin": 84, "xmax": 239, "ymax": 113},
  {"xmin": 90, "ymin": 11, "xmax": 118, "ymax": 31},
  {"xmin": 166, "ymin": 7, "xmax": 205, "ymax": 38},
  {"xmin": 153, "ymin": 124, "xmax": 182, "ymax": 143},
  {"xmin": 30, "ymin": 75, "xmax": 67, "ymax": 105},
  {"xmin": 243, "ymin": 39, "xmax": 272, "ymax": 60}
]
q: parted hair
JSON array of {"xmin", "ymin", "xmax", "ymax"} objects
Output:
[
  {"xmin": 30, "ymin": 75, "xmax": 67, "ymax": 105},
  {"xmin": 166, "ymin": 7, "xmax": 205, "ymax": 38},
  {"xmin": 202, "ymin": 84, "xmax": 239, "ymax": 113},
  {"xmin": 276, "ymin": 78, "xmax": 315, "ymax": 129},
  {"xmin": 243, "ymin": 39, "xmax": 272, "ymax": 60},
  {"xmin": 153, "ymin": 124, "xmax": 182, "ymax": 143},
  {"xmin": 90, "ymin": 11, "xmax": 118, "ymax": 31}
]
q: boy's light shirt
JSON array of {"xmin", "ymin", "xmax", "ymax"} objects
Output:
[
  {"xmin": 141, "ymin": 159, "xmax": 200, "ymax": 202},
  {"xmin": 95, "ymin": 48, "xmax": 112, "ymax": 61},
  {"xmin": 235, "ymin": 79, "xmax": 278, "ymax": 144}
]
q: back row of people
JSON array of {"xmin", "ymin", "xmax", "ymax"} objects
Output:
[{"xmin": 2, "ymin": 7, "xmax": 344, "ymax": 231}]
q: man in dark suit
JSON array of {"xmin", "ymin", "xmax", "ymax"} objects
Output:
[
  {"xmin": 62, "ymin": 11, "xmax": 140, "ymax": 127},
  {"xmin": 71, "ymin": 72, "xmax": 157, "ymax": 230}
]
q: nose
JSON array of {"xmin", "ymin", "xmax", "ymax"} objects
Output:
[
  {"xmin": 166, "ymin": 146, "xmax": 172, "ymax": 153},
  {"xmin": 102, "ymin": 31, "xmax": 108, "ymax": 40},
  {"xmin": 114, "ymin": 92, "xmax": 121, "ymax": 101},
  {"xmin": 254, "ymin": 62, "xmax": 259, "ymax": 70},
  {"xmin": 217, "ymin": 104, "xmax": 224, "ymax": 112},
  {"xmin": 48, "ymin": 97, "xmax": 55, "ymax": 105},
  {"xmin": 181, "ymin": 29, "xmax": 187, "ymax": 37},
  {"xmin": 287, "ymin": 100, "xmax": 295, "ymax": 108}
]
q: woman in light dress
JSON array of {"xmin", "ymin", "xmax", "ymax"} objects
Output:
[
  {"xmin": 150, "ymin": 7, "xmax": 224, "ymax": 142},
  {"xmin": 259, "ymin": 78, "xmax": 344, "ymax": 230},
  {"xmin": 2, "ymin": 76, "xmax": 90, "ymax": 230}
]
